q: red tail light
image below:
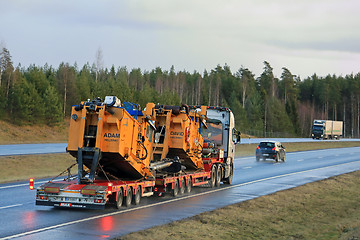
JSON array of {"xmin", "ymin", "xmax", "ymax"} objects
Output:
[
  {"xmin": 29, "ymin": 178, "xmax": 34, "ymax": 190},
  {"xmin": 107, "ymin": 183, "xmax": 113, "ymax": 194},
  {"xmin": 256, "ymin": 146, "xmax": 260, "ymax": 150}
]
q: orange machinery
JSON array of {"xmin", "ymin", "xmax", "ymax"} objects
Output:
[
  {"xmin": 146, "ymin": 104, "xmax": 207, "ymax": 172},
  {"xmin": 67, "ymin": 97, "xmax": 155, "ymax": 182}
]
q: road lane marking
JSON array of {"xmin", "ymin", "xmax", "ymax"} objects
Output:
[
  {"xmin": 0, "ymin": 179, "xmax": 59, "ymax": 190},
  {"xmin": 2, "ymin": 159, "xmax": 360, "ymax": 240},
  {"xmin": 0, "ymin": 204, "xmax": 23, "ymax": 210},
  {"xmin": 243, "ymin": 167, "xmax": 252, "ymax": 169},
  {"xmin": 297, "ymin": 159, "xmax": 304, "ymax": 162}
]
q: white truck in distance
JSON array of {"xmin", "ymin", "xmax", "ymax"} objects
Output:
[{"xmin": 311, "ymin": 120, "xmax": 343, "ymax": 139}]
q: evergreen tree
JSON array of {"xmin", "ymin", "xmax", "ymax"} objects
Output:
[{"xmin": 43, "ymin": 85, "xmax": 63, "ymax": 125}]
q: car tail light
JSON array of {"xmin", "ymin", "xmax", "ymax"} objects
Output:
[
  {"xmin": 107, "ymin": 183, "xmax": 113, "ymax": 195},
  {"xmin": 256, "ymin": 146, "xmax": 260, "ymax": 150},
  {"xmin": 29, "ymin": 178, "xmax": 34, "ymax": 190},
  {"xmin": 39, "ymin": 195, "xmax": 48, "ymax": 200}
]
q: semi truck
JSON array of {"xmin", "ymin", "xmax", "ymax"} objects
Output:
[
  {"xmin": 311, "ymin": 120, "xmax": 343, "ymax": 139},
  {"xmin": 32, "ymin": 97, "xmax": 240, "ymax": 209}
]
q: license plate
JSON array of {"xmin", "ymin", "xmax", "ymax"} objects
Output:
[
  {"xmin": 263, "ymin": 154, "xmax": 269, "ymax": 156},
  {"xmin": 60, "ymin": 203, "xmax": 72, "ymax": 207}
]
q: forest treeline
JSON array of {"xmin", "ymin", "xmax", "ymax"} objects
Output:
[{"xmin": 1, "ymin": 47, "xmax": 360, "ymax": 137}]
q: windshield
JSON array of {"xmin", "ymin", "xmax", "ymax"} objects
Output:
[
  {"xmin": 201, "ymin": 119, "xmax": 223, "ymax": 147},
  {"xmin": 313, "ymin": 125, "xmax": 324, "ymax": 130},
  {"xmin": 259, "ymin": 142, "xmax": 275, "ymax": 148}
]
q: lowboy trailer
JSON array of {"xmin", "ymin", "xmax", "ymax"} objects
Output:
[{"xmin": 33, "ymin": 97, "xmax": 240, "ymax": 209}]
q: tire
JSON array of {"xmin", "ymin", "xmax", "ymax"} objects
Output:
[
  {"xmin": 124, "ymin": 187, "xmax": 133, "ymax": 207},
  {"xmin": 179, "ymin": 178, "xmax": 185, "ymax": 195},
  {"xmin": 275, "ymin": 153, "xmax": 279, "ymax": 162},
  {"xmin": 133, "ymin": 186, "xmax": 141, "ymax": 205},
  {"xmin": 208, "ymin": 165, "xmax": 216, "ymax": 188},
  {"xmin": 116, "ymin": 188, "xmax": 123, "ymax": 209},
  {"xmin": 223, "ymin": 163, "xmax": 233, "ymax": 185},
  {"xmin": 256, "ymin": 156, "xmax": 260, "ymax": 161},
  {"xmin": 215, "ymin": 165, "xmax": 221, "ymax": 187},
  {"xmin": 186, "ymin": 178, "xmax": 192, "ymax": 193},
  {"xmin": 172, "ymin": 180, "xmax": 179, "ymax": 197}
]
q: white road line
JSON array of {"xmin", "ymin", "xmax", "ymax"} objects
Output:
[
  {"xmin": 2, "ymin": 159, "xmax": 359, "ymax": 240},
  {"xmin": 243, "ymin": 167, "xmax": 252, "ymax": 169},
  {"xmin": 0, "ymin": 180, "xmax": 54, "ymax": 190},
  {"xmin": 297, "ymin": 159, "xmax": 304, "ymax": 162},
  {"xmin": 0, "ymin": 204, "xmax": 23, "ymax": 210}
]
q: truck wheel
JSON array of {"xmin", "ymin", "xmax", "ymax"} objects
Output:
[
  {"xmin": 125, "ymin": 187, "xmax": 133, "ymax": 207},
  {"xmin": 208, "ymin": 165, "xmax": 216, "ymax": 188},
  {"xmin": 215, "ymin": 165, "xmax": 221, "ymax": 187},
  {"xmin": 186, "ymin": 178, "xmax": 192, "ymax": 193},
  {"xmin": 116, "ymin": 188, "xmax": 123, "ymax": 209},
  {"xmin": 133, "ymin": 186, "xmax": 141, "ymax": 205},
  {"xmin": 179, "ymin": 178, "xmax": 185, "ymax": 195},
  {"xmin": 172, "ymin": 180, "xmax": 179, "ymax": 197},
  {"xmin": 223, "ymin": 163, "xmax": 233, "ymax": 185}
]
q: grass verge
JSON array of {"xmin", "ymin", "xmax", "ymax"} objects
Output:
[
  {"xmin": 0, "ymin": 120, "xmax": 68, "ymax": 144},
  {"xmin": 0, "ymin": 153, "xmax": 75, "ymax": 183},
  {"xmin": 117, "ymin": 170, "xmax": 360, "ymax": 240},
  {"xmin": 236, "ymin": 141, "xmax": 360, "ymax": 157}
]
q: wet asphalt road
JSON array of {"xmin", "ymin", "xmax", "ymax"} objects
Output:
[{"xmin": 1, "ymin": 147, "xmax": 360, "ymax": 239}]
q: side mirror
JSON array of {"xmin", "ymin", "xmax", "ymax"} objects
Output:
[{"xmin": 232, "ymin": 129, "xmax": 241, "ymax": 144}]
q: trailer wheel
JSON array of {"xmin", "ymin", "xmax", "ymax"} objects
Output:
[
  {"xmin": 133, "ymin": 186, "xmax": 141, "ymax": 205},
  {"xmin": 124, "ymin": 187, "xmax": 133, "ymax": 207},
  {"xmin": 208, "ymin": 165, "xmax": 216, "ymax": 188},
  {"xmin": 224, "ymin": 163, "xmax": 233, "ymax": 185},
  {"xmin": 116, "ymin": 188, "xmax": 123, "ymax": 209},
  {"xmin": 179, "ymin": 178, "xmax": 185, "ymax": 195},
  {"xmin": 172, "ymin": 180, "xmax": 179, "ymax": 197},
  {"xmin": 215, "ymin": 165, "xmax": 221, "ymax": 187},
  {"xmin": 186, "ymin": 178, "xmax": 192, "ymax": 193}
]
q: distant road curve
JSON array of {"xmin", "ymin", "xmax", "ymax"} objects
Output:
[
  {"xmin": 0, "ymin": 143, "xmax": 67, "ymax": 156},
  {"xmin": 0, "ymin": 138, "xmax": 359, "ymax": 156},
  {"xmin": 240, "ymin": 137, "xmax": 360, "ymax": 144}
]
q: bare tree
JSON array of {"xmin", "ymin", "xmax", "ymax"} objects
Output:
[{"xmin": 95, "ymin": 47, "xmax": 104, "ymax": 83}]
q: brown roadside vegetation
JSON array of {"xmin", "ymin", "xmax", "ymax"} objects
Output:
[
  {"xmin": 118, "ymin": 171, "xmax": 360, "ymax": 240},
  {"xmin": 0, "ymin": 120, "xmax": 68, "ymax": 144}
]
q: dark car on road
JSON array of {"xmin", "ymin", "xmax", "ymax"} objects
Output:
[{"xmin": 256, "ymin": 141, "xmax": 286, "ymax": 162}]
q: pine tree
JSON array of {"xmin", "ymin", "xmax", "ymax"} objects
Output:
[{"xmin": 43, "ymin": 85, "xmax": 63, "ymax": 125}]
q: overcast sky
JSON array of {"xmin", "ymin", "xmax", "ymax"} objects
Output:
[{"xmin": 1, "ymin": 0, "xmax": 359, "ymax": 78}]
